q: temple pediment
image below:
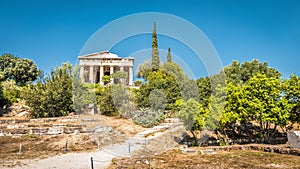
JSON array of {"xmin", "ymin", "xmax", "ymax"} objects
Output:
[{"xmin": 78, "ymin": 51, "xmax": 120, "ymax": 59}]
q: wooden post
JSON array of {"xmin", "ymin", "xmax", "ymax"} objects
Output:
[
  {"xmin": 128, "ymin": 142, "xmax": 131, "ymax": 154},
  {"xmin": 65, "ymin": 140, "xmax": 68, "ymax": 152},
  {"xmin": 90, "ymin": 157, "xmax": 94, "ymax": 169},
  {"xmin": 19, "ymin": 142, "xmax": 22, "ymax": 154}
]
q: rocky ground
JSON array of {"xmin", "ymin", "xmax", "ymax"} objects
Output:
[
  {"xmin": 0, "ymin": 114, "xmax": 147, "ymax": 168},
  {"xmin": 0, "ymin": 134, "xmax": 96, "ymax": 168},
  {"xmin": 109, "ymin": 149, "xmax": 300, "ymax": 169}
]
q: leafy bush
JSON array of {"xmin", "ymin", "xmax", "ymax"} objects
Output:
[
  {"xmin": 118, "ymin": 103, "xmax": 136, "ymax": 119},
  {"xmin": 134, "ymin": 80, "xmax": 143, "ymax": 86},
  {"xmin": 102, "ymin": 75, "xmax": 111, "ymax": 85},
  {"xmin": 98, "ymin": 84, "xmax": 133, "ymax": 117},
  {"xmin": 132, "ymin": 108, "xmax": 166, "ymax": 128},
  {"xmin": 83, "ymin": 83, "xmax": 100, "ymax": 89},
  {"xmin": 22, "ymin": 63, "xmax": 73, "ymax": 118},
  {"xmin": 97, "ymin": 86, "xmax": 117, "ymax": 116},
  {"xmin": 72, "ymin": 66, "xmax": 97, "ymax": 114},
  {"xmin": 0, "ymin": 82, "xmax": 9, "ymax": 108},
  {"xmin": 2, "ymin": 80, "xmax": 21, "ymax": 103}
]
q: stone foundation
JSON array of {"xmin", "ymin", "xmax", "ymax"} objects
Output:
[
  {"xmin": 0, "ymin": 116, "xmax": 89, "ymax": 136},
  {"xmin": 182, "ymin": 144, "xmax": 300, "ymax": 156}
]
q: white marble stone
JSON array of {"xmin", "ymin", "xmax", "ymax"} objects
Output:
[{"xmin": 287, "ymin": 131, "xmax": 300, "ymax": 148}]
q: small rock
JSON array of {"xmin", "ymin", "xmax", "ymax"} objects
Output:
[
  {"xmin": 199, "ymin": 149, "xmax": 217, "ymax": 155},
  {"xmin": 94, "ymin": 126, "xmax": 113, "ymax": 133},
  {"xmin": 74, "ymin": 129, "xmax": 80, "ymax": 135}
]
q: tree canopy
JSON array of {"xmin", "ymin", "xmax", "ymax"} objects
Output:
[
  {"xmin": 136, "ymin": 59, "xmax": 152, "ymax": 80},
  {"xmin": 283, "ymin": 75, "xmax": 300, "ymax": 123},
  {"xmin": 224, "ymin": 59, "xmax": 280, "ymax": 84},
  {"xmin": 0, "ymin": 53, "xmax": 40, "ymax": 86}
]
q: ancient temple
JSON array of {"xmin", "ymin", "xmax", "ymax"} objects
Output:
[{"xmin": 78, "ymin": 51, "xmax": 134, "ymax": 85}]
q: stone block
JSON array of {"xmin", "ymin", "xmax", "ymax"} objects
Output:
[
  {"xmin": 94, "ymin": 126, "xmax": 113, "ymax": 133},
  {"xmin": 47, "ymin": 127, "xmax": 64, "ymax": 135},
  {"xmin": 7, "ymin": 125, "xmax": 19, "ymax": 129},
  {"xmin": 199, "ymin": 149, "xmax": 217, "ymax": 155},
  {"xmin": 287, "ymin": 131, "xmax": 300, "ymax": 148},
  {"xmin": 30, "ymin": 128, "xmax": 48, "ymax": 135}
]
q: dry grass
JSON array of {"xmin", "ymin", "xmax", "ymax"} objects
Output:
[
  {"xmin": 0, "ymin": 134, "xmax": 97, "ymax": 167},
  {"xmin": 110, "ymin": 149, "xmax": 300, "ymax": 169},
  {"xmin": 0, "ymin": 114, "xmax": 147, "ymax": 168}
]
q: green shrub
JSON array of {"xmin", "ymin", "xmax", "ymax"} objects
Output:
[
  {"xmin": 119, "ymin": 103, "xmax": 136, "ymax": 119},
  {"xmin": 98, "ymin": 86, "xmax": 117, "ymax": 116},
  {"xmin": 134, "ymin": 80, "xmax": 143, "ymax": 86},
  {"xmin": 98, "ymin": 85, "xmax": 133, "ymax": 117},
  {"xmin": 2, "ymin": 80, "xmax": 20, "ymax": 103},
  {"xmin": 0, "ymin": 82, "xmax": 9, "ymax": 108},
  {"xmin": 83, "ymin": 83, "xmax": 100, "ymax": 89},
  {"xmin": 219, "ymin": 138, "xmax": 229, "ymax": 146},
  {"xmin": 21, "ymin": 63, "xmax": 73, "ymax": 118},
  {"xmin": 132, "ymin": 108, "xmax": 166, "ymax": 128},
  {"xmin": 26, "ymin": 133, "xmax": 37, "ymax": 138}
]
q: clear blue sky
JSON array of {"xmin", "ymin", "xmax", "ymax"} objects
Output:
[{"xmin": 0, "ymin": 0, "xmax": 299, "ymax": 79}]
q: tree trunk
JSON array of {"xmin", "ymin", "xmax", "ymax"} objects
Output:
[
  {"xmin": 259, "ymin": 121, "xmax": 264, "ymax": 141},
  {"xmin": 190, "ymin": 130, "xmax": 197, "ymax": 144},
  {"xmin": 266, "ymin": 122, "xmax": 270, "ymax": 143},
  {"xmin": 272, "ymin": 124, "xmax": 277, "ymax": 133},
  {"xmin": 280, "ymin": 125, "xmax": 286, "ymax": 133}
]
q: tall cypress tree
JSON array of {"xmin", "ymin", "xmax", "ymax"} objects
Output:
[
  {"xmin": 167, "ymin": 48, "xmax": 172, "ymax": 62},
  {"xmin": 151, "ymin": 22, "xmax": 160, "ymax": 71}
]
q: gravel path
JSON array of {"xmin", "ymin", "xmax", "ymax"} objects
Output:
[
  {"xmin": 10, "ymin": 138, "xmax": 146, "ymax": 169},
  {"xmin": 7, "ymin": 118, "xmax": 180, "ymax": 169},
  {"xmin": 13, "ymin": 151, "xmax": 114, "ymax": 169}
]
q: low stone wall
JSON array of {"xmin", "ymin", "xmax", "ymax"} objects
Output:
[
  {"xmin": 187, "ymin": 144, "xmax": 300, "ymax": 156},
  {"xmin": 0, "ymin": 124, "xmax": 86, "ymax": 136},
  {"xmin": 0, "ymin": 116, "xmax": 78, "ymax": 124},
  {"xmin": 0, "ymin": 116, "xmax": 90, "ymax": 136}
]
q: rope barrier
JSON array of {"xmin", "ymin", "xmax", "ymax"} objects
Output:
[
  {"xmin": 92, "ymin": 159, "xmax": 111, "ymax": 163},
  {"xmin": 100, "ymin": 147, "xmax": 130, "ymax": 157}
]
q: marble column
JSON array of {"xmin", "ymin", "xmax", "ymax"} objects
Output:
[
  {"xmin": 99, "ymin": 66, "xmax": 104, "ymax": 85},
  {"xmin": 80, "ymin": 66, "xmax": 84, "ymax": 82},
  {"xmin": 93, "ymin": 67, "xmax": 97, "ymax": 83},
  {"xmin": 119, "ymin": 66, "xmax": 124, "ymax": 84},
  {"xmin": 110, "ymin": 66, "xmax": 114, "ymax": 84},
  {"xmin": 89, "ymin": 66, "xmax": 94, "ymax": 83},
  {"xmin": 128, "ymin": 66, "xmax": 133, "ymax": 86}
]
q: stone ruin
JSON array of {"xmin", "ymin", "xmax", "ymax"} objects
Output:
[
  {"xmin": 0, "ymin": 117, "xmax": 86, "ymax": 136},
  {"xmin": 287, "ymin": 131, "xmax": 300, "ymax": 148}
]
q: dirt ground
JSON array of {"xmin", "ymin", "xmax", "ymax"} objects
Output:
[
  {"xmin": 92, "ymin": 115, "xmax": 147, "ymax": 137},
  {"xmin": 0, "ymin": 115, "xmax": 147, "ymax": 168},
  {"xmin": 109, "ymin": 149, "xmax": 300, "ymax": 169},
  {"xmin": 0, "ymin": 134, "xmax": 97, "ymax": 167}
]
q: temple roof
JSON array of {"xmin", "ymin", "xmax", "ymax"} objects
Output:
[{"xmin": 78, "ymin": 51, "xmax": 122, "ymax": 59}]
